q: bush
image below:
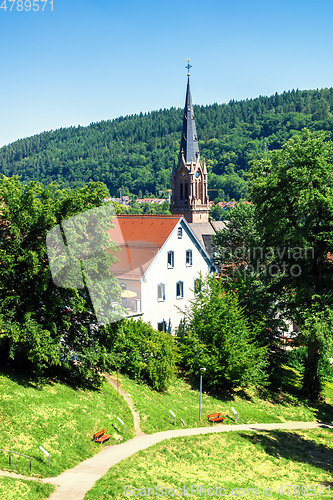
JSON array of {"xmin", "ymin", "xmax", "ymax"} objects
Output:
[
  {"xmin": 177, "ymin": 275, "xmax": 268, "ymax": 391},
  {"xmin": 103, "ymin": 319, "xmax": 178, "ymax": 391}
]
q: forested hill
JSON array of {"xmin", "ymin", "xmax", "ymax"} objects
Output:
[{"xmin": 1, "ymin": 87, "xmax": 333, "ymax": 201}]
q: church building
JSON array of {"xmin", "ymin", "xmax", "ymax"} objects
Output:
[{"xmin": 171, "ymin": 65, "xmax": 226, "ymax": 256}]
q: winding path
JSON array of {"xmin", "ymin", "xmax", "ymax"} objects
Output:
[
  {"xmin": 44, "ymin": 421, "xmax": 333, "ymax": 500},
  {"xmin": 1, "ymin": 377, "xmax": 332, "ymax": 500}
]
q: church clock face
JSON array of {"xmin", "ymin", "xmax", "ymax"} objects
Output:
[
  {"xmin": 181, "ymin": 170, "xmax": 187, "ymax": 178},
  {"xmin": 195, "ymin": 172, "xmax": 199, "ymax": 178}
]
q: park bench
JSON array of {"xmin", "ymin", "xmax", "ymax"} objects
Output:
[
  {"xmin": 208, "ymin": 412, "xmax": 225, "ymax": 423},
  {"xmin": 93, "ymin": 429, "xmax": 111, "ymax": 444}
]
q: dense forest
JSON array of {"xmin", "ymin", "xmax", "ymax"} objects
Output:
[{"xmin": 1, "ymin": 87, "xmax": 333, "ymax": 201}]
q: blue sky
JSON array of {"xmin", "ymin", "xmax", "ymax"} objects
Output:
[{"xmin": 1, "ymin": 0, "xmax": 333, "ymax": 147}]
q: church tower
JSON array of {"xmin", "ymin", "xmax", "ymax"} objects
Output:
[{"xmin": 170, "ymin": 64, "xmax": 210, "ymax": 223}]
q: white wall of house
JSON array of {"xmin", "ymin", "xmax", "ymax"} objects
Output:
[{"xmin": 140, "ymin": 219, "xmax": 215, "ymax": 331}]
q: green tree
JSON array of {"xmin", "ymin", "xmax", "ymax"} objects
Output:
[
  {"xmin": 248, "ymin": 129, "xmax": 333, "ymax": 399},
  {"xmin": 0, "ymin": 175, "xmax": 120, "ymax": 386},
  {"xmin": 213, "ymin": 202, "xmax": 273, "ymax": 328},
  {"xmin": 209, "ymin": 203, "xmax": 225, "ymax": 221},
  {"xmin": 213, "ymin": 202, "xmax": 297, "ymax": 388},
  {"xmin": 213, "ymin": 203, "xmax": 259, "ymax": 272},
  {"xmin": 177, "ymin": 275, "xmax": 268, "ymax": 391}
]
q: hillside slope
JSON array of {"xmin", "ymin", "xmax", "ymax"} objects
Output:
[{"xmin": 1, "ymin": 87, "xmax": 333, "ymax": 200}]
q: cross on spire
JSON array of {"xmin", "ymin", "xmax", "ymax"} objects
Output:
[{"xmin": 185, "ymin": 59, "xmax": 192, "ymax": 76}]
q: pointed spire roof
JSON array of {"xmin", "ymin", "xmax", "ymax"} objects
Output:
[{"xmin": 180, "ymin": 77, "xmax": 199, "ymax": 164}]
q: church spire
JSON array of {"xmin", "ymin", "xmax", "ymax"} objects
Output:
[
  {"xmin": 179, "ymin": 75, "xmax": 199, "ymax": 164},
  {"xmin": 170, "ymin": 61, "xmax": 210, "ymax": 224}
]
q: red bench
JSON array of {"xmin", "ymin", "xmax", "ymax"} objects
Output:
[
  {"xmin": 93, "ymin": 429, "xmax": 111, "ymax": 443},
  {"xmin": 208, "ymin": 412, "xmax": 225, "ymax": 423}
]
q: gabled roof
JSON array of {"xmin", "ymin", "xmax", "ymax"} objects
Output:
[
  {"xmin": 114, "ymin": 214, "xmax": 181, "ymax": 246},
  {"xmin": 180, "ymin": 77, "xmax": 199, "ymax": 164},
  {"xmin": 108, "ymin": 215, "xmax": 182, "ymax": 280}
]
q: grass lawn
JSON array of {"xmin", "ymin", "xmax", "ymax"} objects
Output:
[
  {"xmin": 0, "ymin": 370, "xmax": 135, "ymax": 479},
  {"xmin": 0, "ymin": 476, "xmax": 55, "ymax": 500},
  {"xmin": 119, "ymin": 373, "xmax": 333, "ymax": 434},
  {"xmin": 84, "ymin": 427, "xmax": 333, "ymax": 499}
]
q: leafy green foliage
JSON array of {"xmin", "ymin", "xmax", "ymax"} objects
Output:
[
  {"xmin": 0, "ymin": 175, "xmax": 121, "ymax": 386},
  {"xmin": 214, "ymin": 202, "xmax": 259, "ymax": 270},
  {"xmin": 212, "ymin": 202, "xmax": 297, "ymax": 392},
  {"xmin": 114, "ymin": 199, "xmax": 171, "ymax": 215},
  {"xmin": 177, "ymin": 275, "xmax": 268, "ymax": 391},
  {"xmin": 212, "ymin": 202, "xmax": 286, "ymax": 331},
  {"xmin": 102, "ymin": 318, "xmax": 178, "ymax": 391},
  {"xmin": 248, "ymin": 129, "xmax": 333, "ymax": 399}
]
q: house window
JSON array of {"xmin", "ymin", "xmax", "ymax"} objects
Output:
[
  {"xmin": 178, "ymin": 227, "xmax": 183, "ymax": 239},
  {"xmin": 167, "ymin": 251, "xmax": 174, "ymax": 268},
  {"xmin": 186, "ymin": 249, "xmax": 192, "ymax": 266},
  {"xmin": 176, "ymin": 281, "xmax": 184, "ymax": 299},
  {"xmin": 157, "ymin": 321, "xmax": 166, "ymax": 332},
  {"xmin": 157, "ymin": 283, "xmax": 165, "ymax": 301}
]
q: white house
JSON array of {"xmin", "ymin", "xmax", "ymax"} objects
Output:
[{"xmin": 108, "ymin": 214, "xmax": 217, "ymax": 332}]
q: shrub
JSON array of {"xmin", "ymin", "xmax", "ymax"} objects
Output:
[{"xmin": 103, "ymin": 319, "xmax": 178, "ymax": 391}]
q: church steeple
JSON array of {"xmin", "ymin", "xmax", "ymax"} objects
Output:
[
  {"xmin": 180, "ymin": 77, "xmax": 199, "ymax": 164},
  {"xmin": 170, "ymin": 62, "xmax": 210, "ymax": 224}
]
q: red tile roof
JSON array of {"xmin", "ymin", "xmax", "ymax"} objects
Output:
[
  {"xmin": 111, "ymin": 215, "xmax": 181, "ymax": 246},
  {"xmin": 108, "ymin": 215, "xmax": 182, "ymax": 280}
]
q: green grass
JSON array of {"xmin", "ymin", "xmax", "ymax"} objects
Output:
[
  {"xmin": 0, "ymin": 370, "xmax": 135, "ymax": 479},
  {"xmin": 324, "ymin": 381, "xmax": 333, "ymax": 402},
  {"xmin": 119, "ymin": 373, "xmax": 333, "ymax": 433},
  {"xmin": 84, "ymin": 427, "xmax": 333, "ymax": 499},
  {"xmin": 0, "ymin": 477, "xmax": 55, "ymax": 500},
  {"xmin": 1, "ymin": 365, "xmax": 333, "ymax": 499}
]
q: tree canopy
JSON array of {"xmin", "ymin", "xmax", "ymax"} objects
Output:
[
  {"xmin": 0, "ymin": 176, "xmax": 120, "ymax": 385},
  {"xmin": 212, "ymin": 129, "xmax": 333, "ymax": 399},
  {"xmin": 248, "ymin": 129, "xmax": 333, "ymax": 399},
  {"xmin": 177, "ymin": 275, "xmax": 268, "ymax": 391}
]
